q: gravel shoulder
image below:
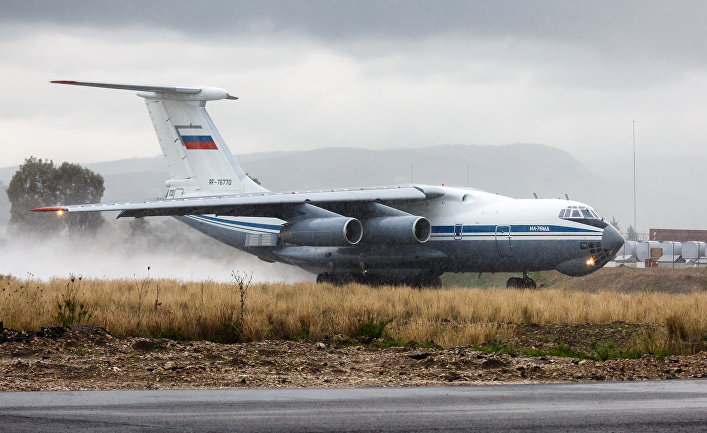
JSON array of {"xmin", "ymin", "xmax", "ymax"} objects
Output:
[{"xmin": 1, "ymin": 326, "xmax": 705, "ymax": 391}]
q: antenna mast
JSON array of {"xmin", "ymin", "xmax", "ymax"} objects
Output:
[{"xmin": 633, "ymin": 118, "xmax": 637, "ymax": 234}]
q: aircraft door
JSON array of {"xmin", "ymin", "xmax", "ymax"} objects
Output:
[
  {"xmin": 495, "ymin": 225, "xmax": 512, "ymax": 257},
  {"xmin": 454, "ymin": 224, "xmax": 463, "ymax": 240}
]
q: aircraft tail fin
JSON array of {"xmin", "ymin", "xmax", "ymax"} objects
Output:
[{"xmin": 51, "ymin": 80, "xmax": 267, "ymax": 197}]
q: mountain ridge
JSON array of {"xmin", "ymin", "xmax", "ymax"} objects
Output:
[{"xmin": 2, "ymin": 143, "xmax": 704, "ymax": 230}]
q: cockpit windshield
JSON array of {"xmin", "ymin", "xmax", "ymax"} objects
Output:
[{"xmin": 558, "ymin": 205, "xmax": 601, "ymax": 220}]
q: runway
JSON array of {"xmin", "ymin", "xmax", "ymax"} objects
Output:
[{"xmin": 0, "ymin": 379, "xmax": 705, "ymax": 432}]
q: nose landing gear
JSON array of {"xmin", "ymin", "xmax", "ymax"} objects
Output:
[{"xmin": 506, "ymin": 273, "xmax": 537, "ymax": 289}]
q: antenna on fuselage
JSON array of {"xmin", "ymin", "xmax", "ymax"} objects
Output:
[
  {"xmin": 533, "ymin": 193, "xmax": 538, "ymax": 199},
  {"xmin": 565, "ymin": 193, "xmax": 570, "ymax": 200}
]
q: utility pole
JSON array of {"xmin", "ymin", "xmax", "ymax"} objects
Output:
[{"xmin": 633, "ymin": 118, "xmax": 637, "ymax": 235}]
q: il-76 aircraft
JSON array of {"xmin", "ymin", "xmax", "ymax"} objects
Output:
[{"xmin": 34, "ymin": 81, "xmax": 624, "ymax": 288}]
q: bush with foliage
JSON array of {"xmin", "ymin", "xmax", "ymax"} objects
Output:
[{"xmin": 6, "ymin": 156, "xmax": 105, "ymax": 235}]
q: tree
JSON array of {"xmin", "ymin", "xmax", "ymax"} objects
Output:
[
  {"xmin": 7, "ymin": 157, "xmax": 59, "ymax": 234},
  {"xmin": 609, "ymin": 216, "xmax": 621, "ymax": 232},
  {"xmin": 55, "ymin": 161, "xmax": 105, "ymax": 232},
  {"xmin": 6, "ymin": 157, "xmax": 105, "ymax": 235},
  {"xmin": 626, "ymin": 225, "xmax": 638, "ymax": 241}
]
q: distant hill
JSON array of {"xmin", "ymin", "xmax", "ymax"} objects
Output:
[
  {"xmin": 0, "ymin": 142, "xmax": 594, "ymax": 208},
  {"xmin": 2, "ymin": 144, "xmax": 705, "ymax": 231},
  {"xmin": 240, "ymin": 143, "xmax": 595, "ymax": 200}
]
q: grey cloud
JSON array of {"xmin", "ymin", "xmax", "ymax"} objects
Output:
[
  {"xmin": 1, "ymin": 2, "xmax": 705, "ymax": 169},
  {"xmin": 4, "ymin": 1, "xmax": 707, "ymax": 66}
]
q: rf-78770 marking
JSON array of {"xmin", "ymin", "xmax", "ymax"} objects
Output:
[{"xmin": 209, "ymin": 179, "xmax": 232, "ymax": 186}]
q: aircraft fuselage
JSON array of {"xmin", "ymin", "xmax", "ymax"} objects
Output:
[{"xmin": 178, "ymin": 186, "xmax": 624, "ymax": 285}]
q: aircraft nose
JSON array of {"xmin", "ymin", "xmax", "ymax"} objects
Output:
[{"xmin": 602, "ymin": 224, "xmax": 624, "ymax": 254}]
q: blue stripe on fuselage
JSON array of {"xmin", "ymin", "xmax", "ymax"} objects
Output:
[
  {"xmin": 430, "ymin": 225, "xmax": 601, "ymax": 234},
  {"xmin": 192, "ymin": 215, "xmax": 282, "ymax": 231},
  {"xmin": 187, "ymin": 217, "xmax": 600, "ymax": 239}
]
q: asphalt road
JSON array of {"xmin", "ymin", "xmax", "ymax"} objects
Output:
[{"xmin": 0, "ymin": 379, "xmax": 705, "ymax": 432}]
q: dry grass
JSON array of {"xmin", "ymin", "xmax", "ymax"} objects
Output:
[{"xmin": 0, "ymin": 274, "xmax": 705, "ymax": 352}]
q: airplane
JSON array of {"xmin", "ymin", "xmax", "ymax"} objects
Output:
[{"xmin": 33, "ymin": 80, "xmax": 624, "ymax": 288}]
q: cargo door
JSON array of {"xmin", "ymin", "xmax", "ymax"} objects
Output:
[{"xmin": 454, "ymin": 224, "xmax": 463, "ymax": 240}]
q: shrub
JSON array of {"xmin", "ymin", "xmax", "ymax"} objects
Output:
[
  {"xmin": 354, "ymin": 317, "xmax": 390, "ymax": 340},
  {"xmin": 54, "ymin": 276, "xmax": 91, "ymax": 328}
]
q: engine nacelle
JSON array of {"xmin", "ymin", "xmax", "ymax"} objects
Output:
[
  {"xmin": 361, "ymin": 216, "xmax": 431, "ymax": 244},
  {"xmin": 280, "ymin": 217, "xmax": 363, "ymax": 246}
]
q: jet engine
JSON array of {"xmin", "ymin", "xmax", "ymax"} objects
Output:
[
  {"xmin": 361, "ymin": 216, "xmax": 431, "ymax": 244},
  {"xmin": 279, "ymin": 217, "xmax": 363, "ymax": 246}
]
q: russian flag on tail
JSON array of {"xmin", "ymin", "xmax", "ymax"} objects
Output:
[{"xmin": 181, "ymin": 135, "xmax": 218, "ymax": 150}]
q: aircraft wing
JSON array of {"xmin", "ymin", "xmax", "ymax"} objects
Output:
[{"xmin": 31, "ymin": 185, "xmax": 443, "ymax": 219}]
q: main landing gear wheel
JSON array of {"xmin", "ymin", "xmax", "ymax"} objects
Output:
[
  {"xmin": 506, "ymin": 274, "xmax": 537, "ymax": 289},
  {"xmin": 316, "ymin": 273, "xmax": 356, "ymax": 286},
  {"xmin": 415, "ymin": 274, "xmax": 443, "ymax": 289}
]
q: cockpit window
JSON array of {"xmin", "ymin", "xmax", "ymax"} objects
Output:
[{"xmin": 559, "ymin": 205, "xmax": 602, "ymax": 220}]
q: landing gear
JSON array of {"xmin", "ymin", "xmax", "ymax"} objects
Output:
[
  {"xmin": 414, "ymin": 273, "xmax": 443, "ymax": 289},
  {"xmin": 316, "ymin": 272, "xmax": 442, "ymax": 288},
  {"xmin": 338, "ymin": 273, "xmax": 355, "ymax": 285},
  {"xmin": 316, "ymin": 273, "xmax": 357, "ymax": 286},
  {"xmin": 506, "ymin": 273, "xmax": 537, "ymax": 289}
]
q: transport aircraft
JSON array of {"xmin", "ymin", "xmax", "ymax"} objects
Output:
[{"xmin": 33, "ymin": 81, "xmax": 624, "ymax": 288}]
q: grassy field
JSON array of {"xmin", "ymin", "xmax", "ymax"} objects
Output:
[{"xmin": 1, "ymin": 273, "xmax": 705, "ymax": 357}]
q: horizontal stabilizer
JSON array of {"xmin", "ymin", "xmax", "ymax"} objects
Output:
[{"xmin": 51, "ymin": 80, "xmax": 238, "ymax": 101}]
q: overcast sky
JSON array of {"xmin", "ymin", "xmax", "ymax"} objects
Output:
[{"xmin": 1, "ymin": 0, "xmax": 706, "ymax": 168}]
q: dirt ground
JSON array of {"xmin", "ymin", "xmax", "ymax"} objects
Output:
[
  {"xmin": 1, "ymin": 324, "xmax": 705, "ymax": 391},
  {"xmin": 536, "ymin": 266, "xmax": 707, "ymax": 293},
  {"xmin": 2, "ymin": 267, "xmax": 705, "ymax": 391}
]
